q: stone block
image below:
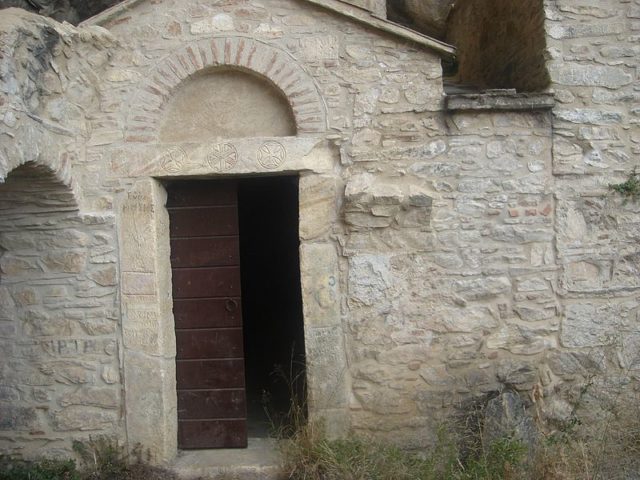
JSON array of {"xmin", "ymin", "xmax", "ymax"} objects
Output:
[
  {"xmin": 353, "ymin": 383, "xmax": 413, "ymax": 415},
  {"xmin": 482, "ymin": 392, "xmax": 539, "ymax": 451},
  {"xmin": 310, "ymin": 408, "xmax": 349, "ymax": 438},
  {"xmin": 431, "ymin": 306, "xmax": 499, "ymax": 333},
  {"xmin": 0, "ymin": 387, "xmax": 19, "ymax": 402},
  {"xmin": 514, "ymin": 305, "xmax": 556, "ymax": 322},
  {"xmin": 122, "ymin": 272, "xmax": 156, "ymax": 295},
  {"xmin": 300, "ymin": 243, "xmax": 340, "ymax": 328},
  {"xmin": 548, "ymin": 22, "xmax": 624, "ymax": 39},
  {"xmin": 0, "ymin": 406, "xmax": 40, "ymax": 431},
  {"xmin": 124, "ymin": 352, "xmax": 177, "ymax": 463},
  {"xmin": 42, "ymin": 361, "xmax": 95, "ymax": 385},
  {"xmin": 305, "ymin": 326, "xmax": 348, "ymax": 410},
  {"xmin": 496, "ymin": 360, "xmax": 537, "ymax": 389},
  {"xmin": 550, "ymin": 65, "xmax": 632, "ymax": 88},
  {"xmin": 42, "ymin": 251, "xmax": 87, "ymax": 274},
  {"xmin": 348, "ymin": 254, "xmax": 392, "ymax": 307},
  {"xmin": 101, "ymin": 365, "xmax": 120, "ymax": 384},
  {"xmin": 554, "ymin": 109, "xmax": 622, "ymax": 125},
  {"xmin": 377, "ymin": 344, "xmax": 432, "ymax": 366},
  {"xmin": 454, "ymin": 276, "xmax": 511, "ymax": 301},
  {"xmin": 299, "ymin": 176, "xmax": 337, "ymax": 240},
  {"xmin": 190, "ymin": 14, "xmax": 234, "ymax": 34},
  {"xmin": 300, "ymin": 35, "xmax": 338, "ymax": 61},
  {"xmin": 561, "ymin": 302, "xmax": 637, "ymax": 348},
  {"xmin": 60, "ymin": 387, "xmax": 119, "ymax": 409},
  {"xmin": 52, "ymin": 406, "xmax": 117, "ymax": 431},
  {"xmin": 122, "ymin": 306, "xmax": 160, "ymax": 354},
  {"xmin": 23, "ymin": 312, "xmax": 73, "ymax": 338},
  {"xmin": 486, "ymin": 325, "xmax": 555, "ymax": 355},
  {"xmin": 89, "ymin": 266, "xmax": 117, "ymax": 286}
]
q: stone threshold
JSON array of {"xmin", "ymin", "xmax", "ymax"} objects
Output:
[
  {"xmin": 170, "ymin": 438, "xmax": 285, "ymax": 479},
  {"xmin": 445, "ymin": 90, "xmax": 555, "ymax": 112}
]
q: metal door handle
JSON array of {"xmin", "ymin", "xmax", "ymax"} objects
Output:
[{"xmin": 225, "ymin": 299, "xmax": 238, "ymax": 312}]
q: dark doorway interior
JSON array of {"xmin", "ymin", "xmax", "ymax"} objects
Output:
[{"xmin": 238, "ymin": 176, "xmax": 306, "ymax": 437}]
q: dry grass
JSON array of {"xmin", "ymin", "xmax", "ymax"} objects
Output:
[{"xmin": 280, "ymin": 380, "xmax": 640, "ymax": 480}]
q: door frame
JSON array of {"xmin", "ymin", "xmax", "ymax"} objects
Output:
[{"xmin": 116, "ymin": 140, "xmax": 349, "ymax": 463}]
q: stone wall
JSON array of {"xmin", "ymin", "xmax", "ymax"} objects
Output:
[
  {"xmin": 0, "ymin": 0, "xmax": 639, "ymax": 463},
  {"xmin": 0, "ymin": 10, "xmax": 123, "ymax": 459},
  {"xmin": 0, "ymin": 163, "xmax": 121, "ymax": 458},
  {"xmin": 545, "ymin": 0, "xmax": 640, "ymax": 416},
  {"xmin": 344, "ymin": 105, "xmax": 555, "ymax": 445}
]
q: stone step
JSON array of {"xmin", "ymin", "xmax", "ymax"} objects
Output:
[{"xmin": 171, "ymin": 437, "xmax": 286, "ymax": 480}]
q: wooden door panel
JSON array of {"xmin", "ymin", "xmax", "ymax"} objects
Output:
[
  {"xmin": 173, "ymin": 298, "xmax": 242, "ymax": 329},
  {"xmin": 170, "ymin": 237, "xmax": 239, "ymax": 267},
  {"xmin": 169, "ymin": 206, "xmax": 238, "ymax": 237},
  {"xmin": 177, "ymin": 390, "xmax": 246, "ymax": 419},
  {"xmin": 168, "ymin": 180, "xmax": 247, "ymax": 450},
  {"xmin": 167, "ymin": 182, "xmax": 236, "ymax": 207},
  {"xmin": 178, "ymin": 420, "xmax": 247, "ymax": 449},
  {"xmin": 176, "ymin": 359, "xmax": 245, "ymax": 389},
  {"xmin": 176, "ymin": 329, "xmax": 244, "ymax": 359},
  {"xmin": 171, "ymin": 266, "xmax": 241, "ymax": 299}
]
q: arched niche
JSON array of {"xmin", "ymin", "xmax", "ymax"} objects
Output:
[
  {"xmin": 445, "ymin": 0, "xmax": 550, "ymax": 91},
  {"xmin": 159, "ymin": 68, "xmax": 296, "ymax": 143},
  {"xmin": 0, "ymin": 162, "xmax": 122, "ymax": 459}
]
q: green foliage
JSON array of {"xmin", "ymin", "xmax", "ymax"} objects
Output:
[
  {"xmin": 72, "ymin": 437, "xmax": 130, "ymax": 480},
  {"xmin": 1, "ymin": 438, "xmax": 178, "ymax": 480},
  {"xmin": 0, "ymin": 456, "xmax": 79, "ymax": 480},
  {"xmin": 281, "ymin": 420, "xmax": 526, "ymax": 480},
  {"xmin": 457, "ymin": 437, "xmax": 526, "ymax": 480},
  {"xmin": 609, "ymin": 168, "xmax": 640, "ymax": 202}
]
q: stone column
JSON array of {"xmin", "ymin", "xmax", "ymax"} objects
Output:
[
  {"xmin": 118, "ymin": 178, "xmax": 177, "ymax": 463},
  {"xmin": 299, "ymin": 174, "xmax": 350, "ymax": 437}
]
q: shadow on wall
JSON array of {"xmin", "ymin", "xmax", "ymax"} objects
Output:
[
  {"xmin": 445, "ymin": 0, "xmax": 550, "ymax": 92},
  {"xmin": 0, "ymin": 0, "xmax": 123, "ymax": 25}
]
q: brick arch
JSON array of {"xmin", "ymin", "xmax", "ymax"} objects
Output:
[{"xmin": 125, "ymin": 37, "xmax": 328, "ymax": 143}]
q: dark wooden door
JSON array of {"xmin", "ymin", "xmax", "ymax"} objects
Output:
[{"xmin": 167, "ymin": 181, "xmax": 247, "ymax": 449}]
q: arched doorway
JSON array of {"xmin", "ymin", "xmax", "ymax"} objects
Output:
[{"xmin": 159, "ymin": 67, "xmax": 304, "ymax": 449}]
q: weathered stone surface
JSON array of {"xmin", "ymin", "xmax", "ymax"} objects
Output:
[
  {"xmin": 300, "ymin": 244, "xmax": 340, "ymax": 327},
  {"xmin": 454, "ymin": 277, "xmax": 511, "ymax": 301},
  {"xmin": 446, "ymin": 92, "xmax": 555, "ymax": 112},
  {"xmin": 1, "ymin": 0, "xmax": 639, "ymax": 464},
  {"xmin": 486, "ymin": 325, "xmax": 555, "ymax": 355},
  {"xmin": 59, "ymin": 387, "xmax": 118, "ymax": 409},
  {"xmin": 348, "ymin": 255, "xmax": 393, "ymax": 307},
  {"xmin": 550, "ymin": 65, "xmax": 633, "ymax": 89},
  {"xmin": 561, "ymin": 302, "xmax": 636, "ymax": 348},
  {"xmin": 0, "ymin": 406, "xmax": 40, "ymax": 431},
  {"xmin": 52, "ymin": 406, "xmax": 117, "ymax": 431},
  {"xmin": 482, "ymin": 392, "xmax": 539, "ymax": 451},
  {"xmin": 305, "ymin": 326, "xmax": 348, "ymax": 410},
  {"xmin": 299, "ymin": 176, "xmax": 337, "ymax": 240}
]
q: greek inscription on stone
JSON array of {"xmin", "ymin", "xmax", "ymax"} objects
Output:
[
  {"xmin": 40, "ymin": 339, "xmax": 101, "ymax": 356},
  {"xmin": 160, "ymin": 146, "xmax": 188, "ymax": 173},
  {"xmin": 128, "ymin": 309, "xmax": 158, "ymax": 326},
  {"xmin": 207, "ymin": 143, "xmax": 238, "ymax": 172},
  {"xmin": 257, "ymin": 141, "xmax": 286, "ymax": 170},
  {"xmin": 123, "ymin": 192, "xmax": 153, "ymax": 213}
]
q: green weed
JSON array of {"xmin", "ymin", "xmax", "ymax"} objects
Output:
[
  {"xmin": 609, "ymin": 167, "xmax": 640, "ymax": 202},
  {"xmin": 0, "ymin": 456, "xmax": 79, "ymax": 480}
]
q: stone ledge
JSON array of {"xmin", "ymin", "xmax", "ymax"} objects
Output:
[{"xmin": 445, "ymin": 90, "xmax": 555, "ymax": 112}]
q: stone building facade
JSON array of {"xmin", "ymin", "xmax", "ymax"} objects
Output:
[{"xmin": 0, "ymin": 0, "xmax": 638, "ymax": 465}]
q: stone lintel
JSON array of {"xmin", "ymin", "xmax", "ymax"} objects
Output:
[
  {"xmin": 445, "ymin": 91, "xmax": 555, "ymax": 112},
  {"xmin": 108, "ymin": 137, "xmax": 332, "ymax": 178}
]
